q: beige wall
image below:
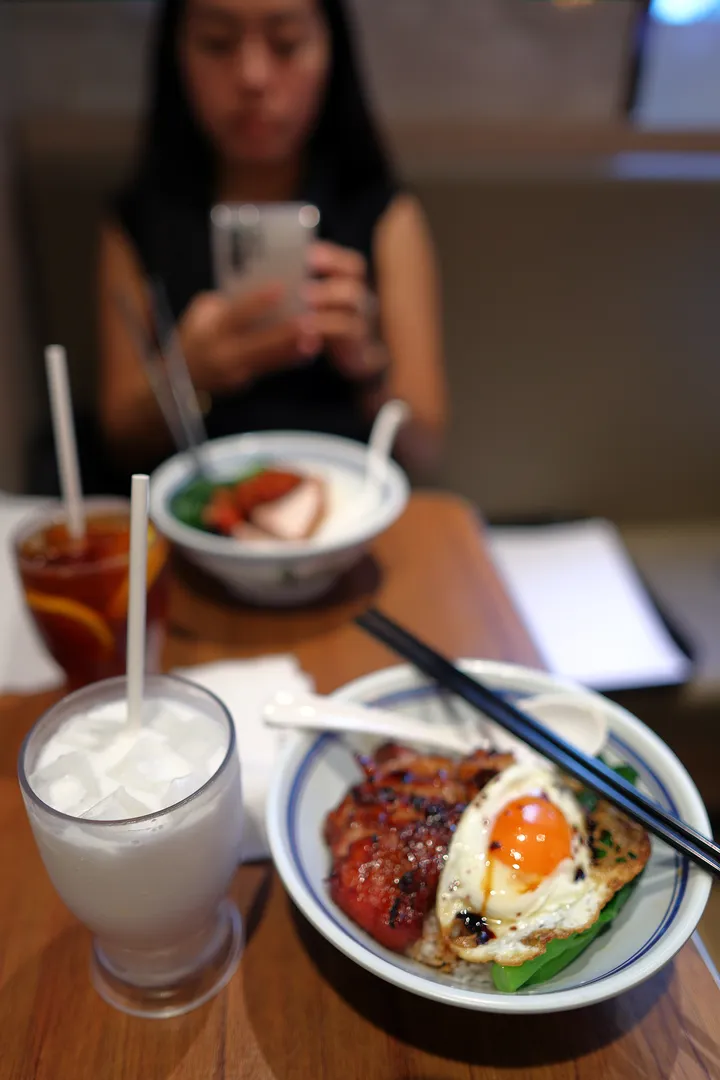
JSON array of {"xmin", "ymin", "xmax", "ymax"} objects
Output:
[{"xmin": 420, "ymin": 178, "xmax": 720, "ymax": 522}]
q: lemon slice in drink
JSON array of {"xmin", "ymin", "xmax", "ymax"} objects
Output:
[{"xmin": 26, "ymin": 591, "xmax": 115, "ymax": 654}]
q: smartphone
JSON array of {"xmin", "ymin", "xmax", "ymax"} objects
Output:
[{"xmin": 210, "ymin": 202, "xmax": 320, "ymax": 325}]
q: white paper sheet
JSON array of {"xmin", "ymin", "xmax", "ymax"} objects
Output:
[{"xmin": 489, "ymin": 519, "xmax": 692, "ymax": 691}]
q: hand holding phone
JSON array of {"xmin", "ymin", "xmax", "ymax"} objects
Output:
[
  {"xmin": 301, "ymin": 241, "xmax": 384, "ymax": 380},
  {"xmin": 206, "ymin": 204, "xmax": 380, "ymax": 387},
  {"xmin": 177, "ymin": 285, "xmax": 319, "ymax": 395},
  {"xmin": 211, "ymin": 202, "xmax": 320, "ymax": 327}
]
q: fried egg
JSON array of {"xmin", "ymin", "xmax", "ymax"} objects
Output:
[{"xmin": 437, "ymin": 762, "xmax": 602, "ymax": 966}]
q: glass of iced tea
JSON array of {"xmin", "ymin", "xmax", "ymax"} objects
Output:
[{"xmin": 14, "ymin": 498, "xmax": 169, "ymax": 689}]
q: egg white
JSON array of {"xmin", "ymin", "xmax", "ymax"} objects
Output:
[{"xmin": 436, "ymin": 762, "xmax": 604, "ymax": 965}]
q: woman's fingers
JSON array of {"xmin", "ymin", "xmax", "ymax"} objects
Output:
[
  {"xmin": 303, "ymin": 277, "xmax": 368, "ymax": 314},
  {"xmin": 190, "ymin": 242, "xmax": 371, "ymax": 390},
  {"xmin": 225, "ymin": 283, "xmax": 286, "ymax": 331},
  {"xmin": 307, "ymin": 241, "xmax": 366, "ymax": 281},
  {"xmin": 238, "ymin": 319, "xmax": 311, "ymax": 372},
  {"xmin": 302, "ymin": 310, "xmax": 367, "ymax": 346}
]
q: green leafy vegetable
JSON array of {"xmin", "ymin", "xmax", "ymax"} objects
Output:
[
  {"xmin": 576, "ymin": 758, "xmax": 640, "ymax": 818},
  {"xmin": 492, "ymin": 922, "xmax": 605, "ymax": 994},
  {"xmin": 170, "ymin": 476, "xmax": 220, "ymax": 531},
  {"xmin": 169, "ymin": 465, "xmax": 266, "ymax": 532},
  {"xmin": 491, "ymin": 879, "xmax": 639, "ymax": 993},
  {"xmin": 577, "ymin": 789, "xmax": 598, "ymax": 812},
  {"xmin": 598, "ymin": 755, "xmax": 639, "ymax": 787}
]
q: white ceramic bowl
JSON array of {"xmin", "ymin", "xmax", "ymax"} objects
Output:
[
  {"xmin": 266, "ymin": 660, "xmax": 712, "ymax": 1014},
  {"xmin": 149, "ymin": 431, "xmax": 409, "ymax": 606}
]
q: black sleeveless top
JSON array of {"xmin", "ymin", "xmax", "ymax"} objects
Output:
[{"xmin": 116, "ymin": 155, "xmax": 397, "ymax": 464}]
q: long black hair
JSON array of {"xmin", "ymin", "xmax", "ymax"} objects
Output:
[{"xmin": 123, "ymin": 0, "xmax": 395, "ymax": 212}]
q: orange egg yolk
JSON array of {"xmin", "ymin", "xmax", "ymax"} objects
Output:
[{"xmin": 489, "ymin": 796, "xmax": 573, "ymax": 878}]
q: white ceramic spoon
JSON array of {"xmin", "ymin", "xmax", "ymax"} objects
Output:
[
  {"xmin": 263, "ymin": 689, "xmax": 608, "ymax": 759},
  {"xmin": 365, "ymin": 399, "xmax": 411, "ymax": 491},
  {"xmin": 520, "ymin": 693, "xmax": 608, "ymax": 757},
  {"xmin": 264, "ymin": 691, "xmax": 476, "ymax": 754}
]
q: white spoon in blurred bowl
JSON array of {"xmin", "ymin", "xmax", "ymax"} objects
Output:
[{"xmin": 365, "ymin": 400, "xmax": 411, "ymax": 491}]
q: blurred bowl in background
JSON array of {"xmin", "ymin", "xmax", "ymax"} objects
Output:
[{"xmin": 149, "ymin": 431, "xmax": 409, "ymax": 606}]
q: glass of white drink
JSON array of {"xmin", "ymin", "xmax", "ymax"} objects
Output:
[{"xmin": 18, "ymin": 673, "xmax": 244, "ymax": 1018}]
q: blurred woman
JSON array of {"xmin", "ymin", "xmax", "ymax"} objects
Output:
[{"xmin": 99, "ymin": 0, "xmax": 447, "ymax": 479}]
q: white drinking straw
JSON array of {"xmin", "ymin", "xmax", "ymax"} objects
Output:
[
  {"xmin": 44, "ymin": 345, "xmax": 85, "ymax": 540},
  {"xmin": 126, "ymin": 474, "xmax": 150, "ymax": 731}
]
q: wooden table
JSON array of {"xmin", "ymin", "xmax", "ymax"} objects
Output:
[{"xmin": 1, "ymin": 493, "xmax": 718, "ymax": 1080}]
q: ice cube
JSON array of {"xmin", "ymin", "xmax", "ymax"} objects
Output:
[
  {"xmin": 107, "ymin": 730, "xmax": 193, "ymax": 794},
  {"xmin": 35, "ymin": 773, "xmax": 86, "ymax": 813},
  {"xmin": 54, "ymin": 713, "xmax": 127, "ymax": 753},
  {"xmin": 84, "ymin": 702, "xmax": 130, "ymax": 725},
  {"xmin": 207, "ymin": 747, "xmax": 226, "ymax": 777},
  {"xmin": 30, "ymin": 751, "xmax": 101, "ymax": 813},
  {"xmin": 175, "ymin": 736, "xmax": 218, "ymax": 768},
  {"xmin": 81, "ymin": 786, "xmax": 150, "ymax": 821},
  {"xmin": 150, "ymin": 706, "xmax": 219, "ymax": 744},
  {"xmin": 141, "ymin": 699, "xmax": 178, "ymax": 730},
  {"xmin": 35, "ymin": 737, "xmax": 85, "ymax": 771},
  {"xmin": 90, "ymin": 730, "xmax": 137, "ymax": 775},
  {"xmin": 163, "ymin": 773, "xmax": 205, "ymax": 808}
]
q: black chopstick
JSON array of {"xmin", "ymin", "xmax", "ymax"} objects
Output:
[{"xmin": 356, "ymin": 607, "xmax": 720, "ymax": 879}]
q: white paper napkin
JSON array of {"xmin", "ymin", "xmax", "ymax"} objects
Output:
[
  {"xmin": 0, "ymin": 495, "xmax": 64, "ymax": 694},
  {"xmin": 172, "ymin": 657, "xmax": 314, "ymax": 861}
]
